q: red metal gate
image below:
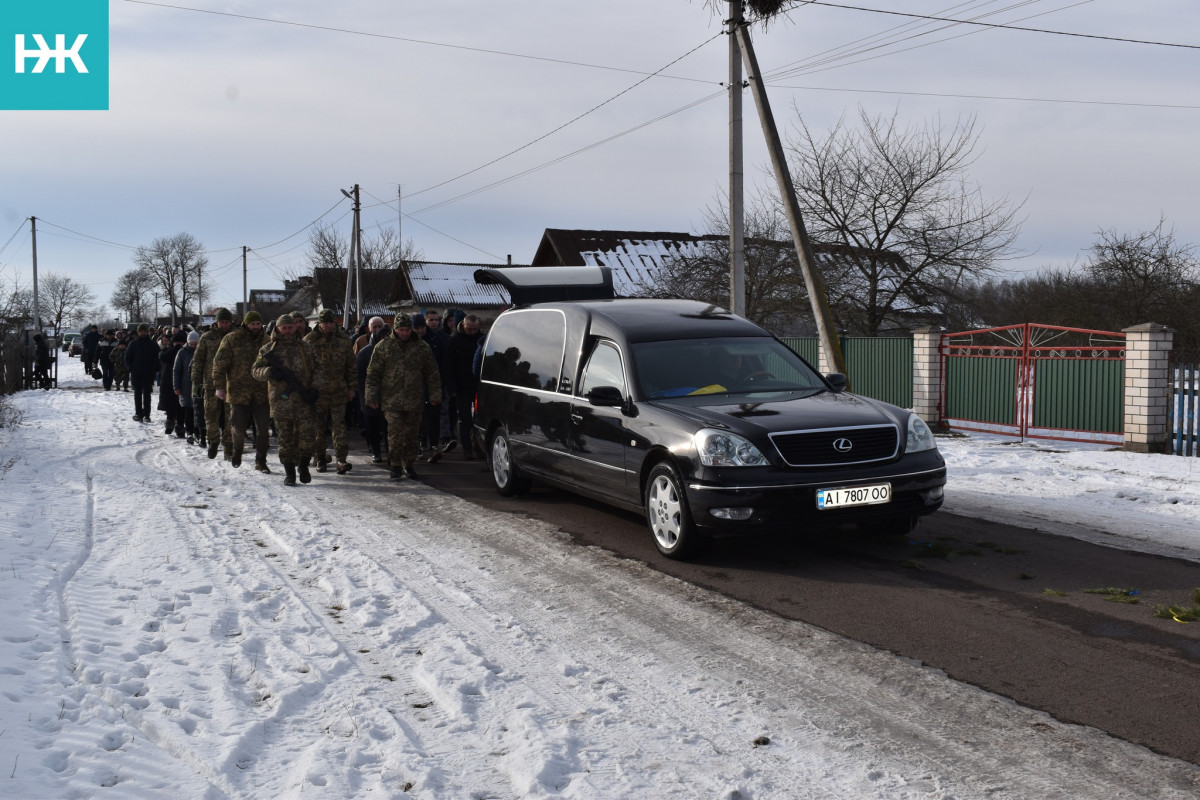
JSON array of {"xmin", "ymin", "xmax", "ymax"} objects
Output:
[{"xmin": 940, "ymin": 324, "xmax": 1126, "ymax": 444}]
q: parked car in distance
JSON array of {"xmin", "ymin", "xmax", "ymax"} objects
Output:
[
  {"xmin": 61, "ymin": 332, "xmax": 79, "ymax": 353},
  {"xmin": 471, "ymin": 282, "xmax": 946, "ymax": 560}
]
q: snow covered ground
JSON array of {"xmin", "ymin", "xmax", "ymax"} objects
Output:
[{"xmin": 1, "ymin": 355, "xmax": 1198, "ymax": 799}]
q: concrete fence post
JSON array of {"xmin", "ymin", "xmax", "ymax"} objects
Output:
[
  {"xmin": 911, "ymin": 326, "xmax": 944, "ymax": 426},
  {"xmin": 1122, "ymin": 323, "xmax": 1174, "ymax": 453}
]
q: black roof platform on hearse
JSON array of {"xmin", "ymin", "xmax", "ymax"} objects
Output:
[{"xmin": 473, "ymin": 265, "xmax": 783, "ymax": 396}]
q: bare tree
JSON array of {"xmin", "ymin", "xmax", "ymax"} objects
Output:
[
  {"xmin": 634, "ymin": 191, "xmax": 810, "ymax": 333},
  {"xmin": 39, "ymin": 273, "xmax": 96, "ymax": 336},
  {"xmin": 111, "ymin": 267, "xmax": 157, "ymax": 324},
  {"xmin": 0, "ymin": 268, "xmax": 30, "ymax": 341},
  {"xmin": 132, "ymin": 233, "xmax": 209, "ymax": 323},
  {"xmin": 301, "ymin": 224, "xmax": 422, "ymax": 276},
  {"xmin": 1084, "ymin": 216, "xmax": 1197, "ymax": 326},
  {"xmin": 787, "ymin": 107, "xmax": 1024, "ymax": 335}
]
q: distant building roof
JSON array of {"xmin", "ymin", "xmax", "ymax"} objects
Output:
[
  {"xmin": 532, "ymin": 229, "xmax": 718, "ymax": 296},
  {"xmin": 388, "ymin": 261, "xmax": 513, "ymax": 309},
  {"xmin": 312, "ymin": 268, "xmax": 395, "ymax": 317}
]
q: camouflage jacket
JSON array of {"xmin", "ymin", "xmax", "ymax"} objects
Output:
[
  {"xmin": 251, "ymin": 331, "xmax": 321, "ymax": 419},
  {"xmin": 365, "ymin": 331, "xmax": 441, "ymax": 413},
  {"xmin": 303, "ymin": 326, "xmax": 356, "ymax": 406},
  {"xmin": 190, "ymin": 326, "xmax": 228, "ymax": 393},
  {"xmin": 211, "ymin": 326, "xmax": 268, "ymax": 405}
]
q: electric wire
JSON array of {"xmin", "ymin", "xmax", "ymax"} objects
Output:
[
  {"xmin": 804, "ymin": 0, "xmax": 1200, "ymax": 49},
  {"xmin": 122, "ymin": 0, "xmax": 716, "ymax": 85}
]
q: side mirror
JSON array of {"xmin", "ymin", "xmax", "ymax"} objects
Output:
[
  {"xmin": 825, "ymin": 373, "xmax": 848, "ymax": 392},
  {"xmin": 587, "ymin": 385, "xmax": 624, "ymax": 406}
]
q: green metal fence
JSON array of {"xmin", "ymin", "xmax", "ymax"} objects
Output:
[
  {"xmin": 781, "ymin": 336, "xmax": 913, "ymax": 408},
  {"xmin": 940, "ymin": 324, "xmax": 1125, "ymax": 444}
]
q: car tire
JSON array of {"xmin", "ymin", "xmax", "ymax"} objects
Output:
[
  {"xmin": 490, "ymin": 428, "xmax": 531, "ymax": 497},
  {"xmin": 645, "ymin": 461, "xmax": 703, "ymax": 560}
]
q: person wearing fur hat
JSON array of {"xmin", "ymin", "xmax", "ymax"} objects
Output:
[
  {"xmin": 304, "ymin": 307, "xmax": 357, "ymax": 475},
  {"xmin": 365, "ymin": 314, "xmax": 441, "ymax": 481},
  {"xmin": 212, "ymin": 310, "xmax": 269, "ymax": 469},
  {"xmin": 158, "ymin": 330, "xmax": 187, "ymax": 437},
  {"xmin": 192, "ymin": 307, "xmax": 234, "ymax": 457},
  {"xmin": 252, "ymin": 315, "xmax": 322, "ymax": 485}
]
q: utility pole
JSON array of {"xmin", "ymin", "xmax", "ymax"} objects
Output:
[
  {"xmin": 242, "ymin": 246, "xmax": 249, "ymax": 315},
  {"xmin": 354, "ymin": 183, "xmax": 363, "ymax": 325},
  {"xmin": 727, "ymin": 1, "xmax": 746, "ymax": 317},
  {"xmin": 29, "ymin": 216, "xmax": 40, "ymax": 334},
  {"xmin": 341, "ymin": 184, "xmax": 362, "ymax": 330},
  {"xmin": 732, "ymin": 20, "xmax": 846, "ymax": 375}
]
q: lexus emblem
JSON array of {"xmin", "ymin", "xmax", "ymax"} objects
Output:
[{"xmin": 832, "ymin": 437, "xmax": 853, "ymax": 453}]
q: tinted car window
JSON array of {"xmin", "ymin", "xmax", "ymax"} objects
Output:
[
  {"xmin": 481, "ymin": 309, "xmax": 566, "ymax": 392},
  {"xmin": 579, "ymin": 341, "xmax": 626, "ymax": 397},
  {"xmin": 631, "ymin": 337, "xmax": 825, "ymax": 398}
]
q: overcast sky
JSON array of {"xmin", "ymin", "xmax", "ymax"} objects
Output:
[{"xmin": 2, "ymin": 0, "xmax": 1197, "ymax": 316}]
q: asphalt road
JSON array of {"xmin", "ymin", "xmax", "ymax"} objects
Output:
[{"xmin": 362, "ymin": 445, "xmax": 1200, "ymax": 766}]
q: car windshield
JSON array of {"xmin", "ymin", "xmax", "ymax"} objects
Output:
[{"xmin": 631, "ymin": 337, "xmax": 827, "ymax": 399}]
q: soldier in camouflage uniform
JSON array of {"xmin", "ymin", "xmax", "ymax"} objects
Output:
[
  {"xmin": 304, "ymin": 308, "xmax": 357, "ymax": 475},
  {"xmin": 193, "ymin": 307, "xmax": 234, "ymax": 458},
  {"xmin": 212, "ymin": 310, "xmax": 270, "ymax": 470},
  {"xmin": 252, "ymin": 315, "xmax": 322, "ymax": 486},
  {"xmin": 365, "ymin": 314, "xmax": 441, "ymax": 481}
]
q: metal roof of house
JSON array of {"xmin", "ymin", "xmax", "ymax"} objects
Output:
[{"xmin": 389, "ymin": 261, "xmax": 513, "ymax": 309}]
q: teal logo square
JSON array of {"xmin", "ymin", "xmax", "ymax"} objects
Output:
[{"xmin": 1, "ymin": 0, "xmax": 108, "ymax": 110}]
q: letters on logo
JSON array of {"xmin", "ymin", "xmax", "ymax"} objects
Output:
[{"xmin": 15, "ymin": 34, "xmax": 90, "ymax": 74}]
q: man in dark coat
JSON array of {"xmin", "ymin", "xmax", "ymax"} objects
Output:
[
  {"xmin": 447, "ymin": 314, "xmax": 485, "ymax": 459},
  {"xmin": 81, "ymin": 324, "xmax": 100, "ymax": 375},
  {"xmin": 124, "ymin": 324, "xmax": 160, "ymax": 422},
  {"xmin": 32, "ymin": 333, "xmax": 52, "ymax": 390}
]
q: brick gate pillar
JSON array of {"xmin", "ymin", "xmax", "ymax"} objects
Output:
[
  {"xmin": 1122, "ymin": 323, "xmax": 1174, "ymax": 453},
  {"xmin": 911, "ymin": 326, "xmax": 944, "ymax": 427}
]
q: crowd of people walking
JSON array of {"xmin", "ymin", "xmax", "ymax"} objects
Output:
[{"xmin": 76, "ymin": 307, "xmax": 489, "ymax": 487}]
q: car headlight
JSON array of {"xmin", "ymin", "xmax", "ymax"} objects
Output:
[
  {"xmin": 906, "ymin": 415, "xmax": 937, "ymax": 453},
  {"xmin": 695, "ymin": 428, "xmax": 768, "ymax": 467}
]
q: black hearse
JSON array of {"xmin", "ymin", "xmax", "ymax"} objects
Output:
[{"xmin": 472, "ymin": 267, "xmax": 945, "ymax": 559}]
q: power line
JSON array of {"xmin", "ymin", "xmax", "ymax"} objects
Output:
[
  {"xmin": 0, "ymin": 219, "xmax": 28, "ymax": 260},
  {"xmin": 769, "ymin": 80, "xmax": 1200, "ymax": 110},
  {"xmin": 769, "ymin": 0, "xmax": 1091, "ymax": 79},
  {"xmin": 36, "ymin": 218, "xmax": 136, "ymax": 250},
  {"xmin": 805, "ymin": 1, "xmax": 1200, "ymax": 50},
  {"xmin": 405, "ymin": 33, "xmax": 722, "ymax": 201},
  {"xmin": 122, "ymin": 0, "xmax": 716, "ymax": 85}
]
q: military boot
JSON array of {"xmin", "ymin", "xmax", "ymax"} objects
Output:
[
  {"xmin": 254, "ymin": 459, "xmax": 271, "ymax": 474},
  {"xmin": 298, "ymin": 457, "xmax": 312, "ymax": 484},
  {"xmin": 283, "ymin": 464, "xmax": 297, "ymax": 486},
  {"xmin": 316, "ymin": 454, "xmax": 330, "ymax": 473},
  {"xmin": 207, "ymin": 440, "xmax": 219, "ymax": 458},
  {"xmin": 390, "ymin": 466, "xmax": 405, "ymax": 481},
  {"xmin": 230, "ymin": 444, "xmax": 242, "ymax": 468}
]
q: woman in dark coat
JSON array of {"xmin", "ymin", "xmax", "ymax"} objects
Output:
[
  {"xmin": 173, "ymin": 331, "xmax": 199, "ymax": 443},
  {"xmin": 158, "ymin": 331, "xmax": 186, "ymax": 436}
]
